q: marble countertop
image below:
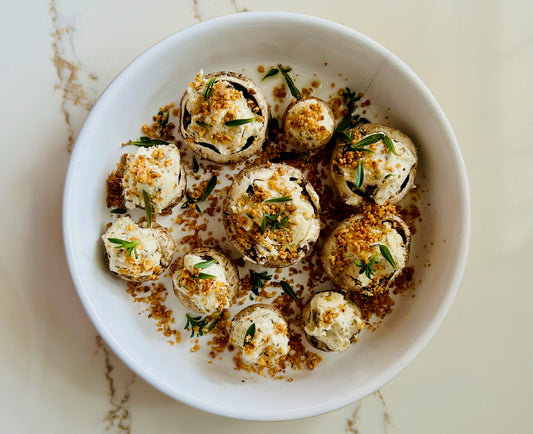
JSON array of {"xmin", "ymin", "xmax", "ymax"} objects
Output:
[{"xmin": 1, "ymin": 0, "xmax": 532, "ymax": 433}]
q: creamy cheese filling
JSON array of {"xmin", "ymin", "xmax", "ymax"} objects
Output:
[
  {"xmin": 344, "ymin": 222, "xmax": 407, "ymax": 288},
  {"xmin": 230, "ymin": 167, "xmax": 316, "ymax": 259},
  {"xmin": 174, "ymin": 253, "xmax": 231, "ymax": 314},
  {"xmin": 184, "ymin": 71, "xmax": 263, "ymax": 155},
  {"xmin": 304, "ymin": 292, "xmax": 364, "ymax": 352},
  {"xmin": 102, "ymin": 216, "xmax": 162, "ymax": 279},
  {"xmin": 341, "ymin": 133, "xmax": 416, "ymax": 204},
  {"xmin": 285, "ymin": 99, "xmax": 335, "ymax": 145},
  {"xmin": 231, "ymin": 307, "xmax": 289, "ymax": 364},
  {"xmin": 122, "ymin": 144, "xmax": 182, "ymax": 213}
]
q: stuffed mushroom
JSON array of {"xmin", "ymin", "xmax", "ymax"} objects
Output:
[
  {"xmin": 172, "ymin": 247, "xmax": 239, "ymax": 314},
  {"xmin": 110, "ymin": 144, "xmax": 186, "ymax": 214},
  {"xmin": 321, "ymin": 212, "xmax": 410, "ymax": 295},
  {"xmin": 179, "ymin": 71, "xmax": 268, "ymax": 164},
  {"xmin": 330, "ymin": 123, "xmax": 417, "ymax": 207},
  {"xmin": 223, "ymin": 163, "xmax": 320, "ymax": 267},
  {"xmin": 301, "ymin": 290, "xmax": 365, "ymax": 352},
  {"xmin": 230, "ymin": 304, "xmax": 290, "ymax": 366},
  {"xmin": 282, "ymin": 97, "xmax": 335, "ymax": 151},
  {"xmin": 102, "ymin": 216, "xmax": 175, "ymax": 283}
]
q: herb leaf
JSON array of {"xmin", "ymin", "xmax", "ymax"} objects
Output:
[
  {"xmin": 264, "ymin": 196, "xmax": 292, "ymax": 203},
  {"xmin": 204, "ymin": 76, "xmax": 216, "ymax": 100},
  {"xmin": 184, "ymin": 313, "xmax": 221, "ymax": 338},
  {"xmin": 192, "ymin": 156, "xmax": 199, "ymax": 173},
  {"xmin": 157, "ymin": 110, "xmax": 169, "ymax": 137},
  {"xmin": 249, "ymin": 270, "xmax": 272, "ymax": 296},
  {"xmin": 355, "ymin": 255, "xmax": 378, "ymax": 279},
  {"xmin": 194, "ymin": 258, "xmax": 217, "ymax": 269},
  {"xmin": 334, "ymin": 87, "xmax": 369, "ymax": 134},
  {"xmin": 379, "ymin": 244, "xmax": 397, "ymax": 269},
  {"xmin": 129, "ymin": 136, "xmax": 169, "ymax": 147},
  {"xmin": 356, "ymin": 161, "xmax": 364, "ymax": 189},
  {"xmin": 181, "ymin": 175, "xmax": 217, "ymax": 213},
  {"xmin": 225, "ymin": 118, "xmax": 256, "ymax": 127},
  {"xmin": 260, "ymin": 212, "xmax": 266, "ymax": 235},
  {"xmin": 195, "ymin": 120, "xmax": 209, "ymax": 128},
  {"xmin": 142, "ymin": 190, "xmax": 152, "ymax": 229},
  {"xmin": 111, "ymin": 208, "xmax": 127, "ymax": 214},
  {"xmin": 278, "ymin": 64, "xmax": 301, "ymax": 99},
  {"xmin": 383, "ymin": 135, "xmax": 399, "ymax": 155},
  {"xmin": 243, "ymin": 323, "xmax": 256, "ymax": 346},
  {"xmin": 107, "ymin": 238, "xmax": 139, "ymax": 259},
  {"xmin": 192, "ymin": 273, "xmax": 217, "ymax": 280},
  {"xmin": 280, "ymin": 280, "xmax": 297, "ymax": 300},
  {"xmin": 262, "ymin": 68, "xmax": 279, "ymax": 81},
  {"xmin": 264, "ymin": 212, "xmax": 290, "ymax": 231},
  {"xmin": 384, "ymin": 173, "xmax": 395, "ymax": 179}
]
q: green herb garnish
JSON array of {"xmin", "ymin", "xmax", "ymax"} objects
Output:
[
  {"xmin": 280, "ymin": 280, "xmax": 297, "ymax": 301},
  {"xmin": 246, "ymin": 212, "xmax": 254, "ymax": 219},
  {"xmin": 356, "ymin": 161, "xmax": 364, "ymax": 189},
  {"xmin": 264, "ymin": 212, "xmax": 290, "ymax": 231},
  {"xmin": 379, "ymin": 245, "xmax": 397, "ymax": 269},
  {"xmin": 225, "ymin": 118, "xmax": 256, "ymax": 127},
  {"xmin": 355, "ymin": 255, "xmax": 378, "ymax": 279},
  {"xmin": 157, "ymin": 110, "xmax": 169, "ymax": 137},
  {"xmin": 249, "ymin": 270, "xmax": 272, "ymax": 296},
  {"xmin": 383, "ymin": 135, "xmax": 399, "ymax": 155},
  {"xmin": 194, "ymin": 258, "xmax": 217, "ymax": 269},
  {"xmin": 334, "ymin": 87, "xmax": 369, "ymax": 134},
  {"xmin": 142, "ymin": 190, "xmax": 152, "ymax": 229},
  {"xmin": 262, "ymin": 68, "xmax": 279, "ymax": 80},
  {"xmin": 195, "ymin": 120, "xmax": 209, "ymax": 127},
  {"xmin": 243, "ymin": 323, "xmax": 256, "ymax": 346},
  {"xmin": 110, "ymin": 208, "xmax": 127, "ymax": 214},
  {"xmin": 184, "ymin": 313, "xmax": 221, "ymax": 338},
  {"xmin": 264, "ymin": 196, "xmax": 292, "ymax": 203},
  {"xmin": 181, "ymin": 175, "xmax": 217, "ymax": 213},
  {"xmin": 384, "ymin": 173, "xmax": 395, "ymax": 179},
  {"xmin": 204, "ymin": 76, "xmax": 216, "ymax": 100},
  {"xmin": 260, "ymin": 212, "xmax": 266, "ymax": 235},
  {"xmin": 278, "ymin": 64, "xmax": 301, "ymax": 99},
  {"xmin": 192, "ymin": 156, "xmax": 199, "ymax": 173},
  {"xmin": 129, "ymin": 136, "xmax": 169, "ymax": 147},
  {"xmin": 107, "ymin": 238, "xmax": 139, "ymax": 259},
  {"xmin": 192, "ymin": 273, "xmax": 217, "ymax": 280}
]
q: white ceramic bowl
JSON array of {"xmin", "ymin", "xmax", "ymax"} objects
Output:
[{"xmin": 63, "ymin": 12, "xmax": 470, "ymax": 421}]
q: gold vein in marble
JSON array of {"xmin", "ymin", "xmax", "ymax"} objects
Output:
[
  {"xmin": 345, "ymin": 402, "xmax": 362, "ymax": 434},
  {"xmin": 96, "ymin": 336, "xmax": 136, "ymax": 434},
  {"xmin": 49, "ymin": 0, "xmax": 98, "ymax": 152}
]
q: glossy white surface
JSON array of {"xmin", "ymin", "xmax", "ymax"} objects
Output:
[{"xmin": 1, "ymin": 0, "xmax": 532, "ymax": 432}]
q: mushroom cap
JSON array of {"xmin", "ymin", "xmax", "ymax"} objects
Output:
[
  {"xmin": 330, "ymin": 123, "xmax": 417, "ymax": 208},
  {"xmin": 172, "ymin": 247, "xmax": 239, "ymax": 314},
  {"xmin": 179, "ymin": 71, "xmax": 268, "ymax": 164},
  {"xmin": 223, "ymin": 163, "xmax": 321, "ymax": 268}
]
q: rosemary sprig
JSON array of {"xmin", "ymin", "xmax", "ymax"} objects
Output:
[
  {"xmin": 110, "ymin": 208, "xmax": 127, "ymax": 214},
  {"xmin": 157, "ymin": 110, "xmax": 169, "ymax": 137},
  {"xmin": 192, "ymin": 156, "xmax": 199, "ymax": 173},
  {"xmin": 355, "ymin": 255, "xmax": 378, "ymax": 279},
  {"xmin": 262, "ymin": 68, "xmax": 279, "ymax": 80},
  {"xmin": 264, "ymin": 196, "xmax": 292, "ymax": 203},
  {"xmin": 280, "ymin": 280, "xmax": 297, "ymax": 301},
  {"xmin": 195, "ymin": 120, "xmax": 209, "ymax": 128},
  {"xmin": 344, "ymin": 133, "xmax": 383, "ymax": 153},
  {"xmin": 384, "ymin": 173, "xmax": 395, "ymax": 179},
  {"xmin": 107, "ymin": 238, "xmax": 139, "ymax": 259},
  {"xmin": 129, "ymin": 136, "xmax": 169, "ymax": 147},
  {"xmin": 181, "ymin": 175, "xmax": 217, "ymax": 213},
  {"xmin": 225, "ymin": 118, "xmax": 256, "ymax": 127},
  {"xmin": 264, "ymin": 212, "xmax": 290, "ymax": 231},
  {"xmin": 142, "ymin": 190, "xmax": 152, "ymax": 228},
  {"xmin": 383, "ymin": 135, "xmax": 399, "ymax": 155},
  {"xmin": 278, "ymin": 64, "xmax": 301, "ymax": 99},
  {"xmin": 379, "ymin": 245, "xmax": 397, "ymax": 269},
  {"xmin": 204, "ymin": 76, "xmax": 216, "ymax": 100},
  {"xmin": 192, "ymin": 273, "xmax": 217, "ymax": 280},
  {"xmin": 356, "ymin": 161, "xmax": 364, "ymax": 189},
  {"xmin": 249, "ymin": 270, "xmax": 272, "ymax": 296},
  {"xmin": 243, "ymin": 323, "xmax": 256, "ymax": 346},
  {"xmin": 334, "ymin": 87, "xmax": 369, "ymax": 134},
  {"xmin": 260, "ymin": 212, "xmax": 266, "ymax": 235},
  {"xmin": 194, "ymin": 258, "xmax": 217, "ymax": 269},
  {"xmin": 184, "ymin": 312, "xmax": 221, "ymax": 338}
]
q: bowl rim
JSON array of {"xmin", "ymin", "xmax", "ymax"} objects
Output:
[{"xmin": 63, "ymin": 11, "xmax": 471, "ymax": 421}]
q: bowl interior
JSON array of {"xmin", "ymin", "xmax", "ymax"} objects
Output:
[{"xmin": 63, "ymin": 12, "xmax": 469, "ymax": 421}]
